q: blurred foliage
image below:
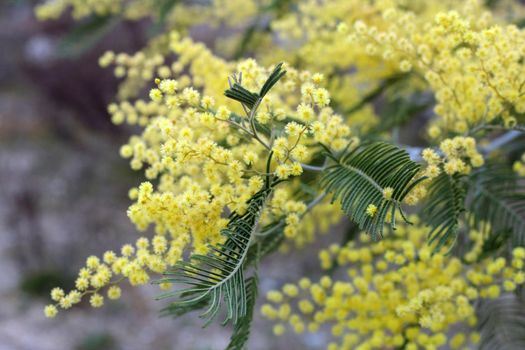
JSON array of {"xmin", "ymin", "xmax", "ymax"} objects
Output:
[
  {"xmin": 20, "ymin": 270, "xmax": 74, "ymax": 298},
  {"xmin": 76, "ymin": 332, "xmax": 118, "ymax": 350},
  {"xmin": 57, "ymin": 16, "xmax": 118, "ymax": 58}
]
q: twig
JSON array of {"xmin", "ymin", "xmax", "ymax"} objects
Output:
[
  {"xmin": 301, "ymin": 164, "xmax": 326, "ymax": 172},
  {"xmin": 482, "ymin": 130, "xmax": 522, "ymax": 154},
  {"xmin": 401, "ymin": 129, "xmax": 523, "ymax": 162},
  {"xmin": 306, "ymin": 193, "xmax": 326, "ymax": 211}
]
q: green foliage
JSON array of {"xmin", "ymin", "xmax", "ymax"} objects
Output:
[
  {"xmin": 476, "ymin": 229, "xmax": 512, "ymax": 262},
  {"xmin": 224, "ymin": 83, "xmax": 260, "ymax": 110},
  {"xmin": 225, "ymin": 276, "xmax": 258, "ymax": 350},
  {"xmin": 224, "ymin": 63, "xmax": 286, "ymax": 109},
  {"xmin": 76, "ymin": 332, "xmax": 117, "ymax": 350},
  {"xmin": 244, "ymin": 223, "xmax": 284, "ymax": 268},
  {"xmin": 423, "ymin": 173, "xmax": 467, "ymax": 252},
  {"xmin": 258, "ymin": 63, "xmax": 286, "ymax": 98},
  {"xmin": 478, "ymin": 295, "xmax": 525, "ymax": 350},
  {"xmin": 468, "ymin": 166, "xmax": 525, "ymax": 246},
  {"xmin": 321, "ymin": 142, "xmax": 424, "ymax": 239},
  {"xmin": 372, "ymin": 92, "xmax": 433, "ymax": 133},
  {"xmin": 159, "ymin": 291, "xmax": 210, "ymax": 318},
  {"xmin": 57, "ymin": 16, "xmax": 117, "ymax": 58},
  {"xmin": 157, "ymin": 187, "xmax": 271, "ymax": 326},
  {"xmin": 344, "ymin": 74, "xmax": 408, "ymax": 115},
  {"xmin": 149, "ymin": 0, "xmax": 180, "ymax": 35},
  {"xmin": 20, "ymin": 270, "xmax": 74, "ymax": 297}
]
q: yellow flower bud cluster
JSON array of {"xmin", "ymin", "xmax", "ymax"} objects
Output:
[
  {"xmin": 290, "ymin": 201, "xmax": 343, "ymax": 248},
  {"xmin": 422, "ymin": 136, "xmax": 484, "ymax": 178},
  {"xmin": 44, "ymin": 234, "xmax": 175, "ymax": 317},
  {"xmin": 267, "ymin": 187, "xmax": 343, "ymax": 247},
  {"xmin": 46, "ymin": 46, "xmax": 354, "ymax": 314},
  {"xmin": 110, "ymin": 40, "xmax": 354, "ymax": 250},
  {"xmin": 38, "ymin": 0, "xmax": 525, "ymax": 140},
  {"xmin": 36, "ymin": 0, "xmax": 123, "ymax": 20},
  {"xmin": 35, "ymin": 0, "xmax": 216, "ymax": 21},
  {"xmin": 264, "ymin": 0, "xmax": 523, "ymax": 135},
  {"xmin": 103, "ymin": 47, "xmax": 172, "ymax": 100},
  {"xmin": 512, "ymin": 153, "xmax": 525, "ymax": 176},
  {"xmin": 408, "ymin": 137, "xmax": 483, "ymax": 206},
  {"xmin": 348, "ymin": 4, "xmax": 525, "ymax": 135},
  {"xmin": 262, "ymin": 218, "xmax": 525, "ymax": 349}
]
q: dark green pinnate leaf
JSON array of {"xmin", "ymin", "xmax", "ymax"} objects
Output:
[
  {"xmin": 57, "ymin": 16, "xmax": 117, "ymax": 58},
  {"xmin": 469, "ymin": 166, "xmax": 525, "ymax": 247},
  {"xmin": 225, "ymin": 276, "xmax": 258, "ymax": 350},
  {"xmin": 159, "ymin": 290, "xmax": 209, "ymax": 318},
  {"xmin": 478, "ymin": 295, "xmax": 525, "ymax": 350},
  {"xmin": 157, "ymin": 188, "xmax": 271, "ymax": 326},
  {"xmin": 321, "ymin": 142, "xmax": 424, "ymax": 240},
  {"xmin": 224, "ymin": 63, "xmax": 286, "ymax": 109},
  {"xmin": 224, "ymin": 84, "xmax": 260, "ymax": 110},
  {"xmin": 423, "ymin": 173, "xmax": 467, "ymax": 252},
  {"xmin": 259, "ymin": 62, "xmax": 286, "ymax": 98}
]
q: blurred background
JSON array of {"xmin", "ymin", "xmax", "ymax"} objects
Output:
[{"xmin": 0, "ymin": 1, "xmax": 338, "ymax": 349}]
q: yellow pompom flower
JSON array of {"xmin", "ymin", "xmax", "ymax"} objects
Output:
[
  {"xmin": 366, "ymin": 204, "xmax": 378, "ymax": 217},
  {"xmin": 107, "ymin": 286, "xmax": 122, "ymax": 300},
  {"xmin": 382, "ymin": 187, "xmax": 394, "ymax": 200},
  {"xmin": 44, "ymin": 305, "xmax": 58, "ymax": 318},
  {"xmin": 90, "ymin": 293, "xmax": 104, "ymax": 308}
]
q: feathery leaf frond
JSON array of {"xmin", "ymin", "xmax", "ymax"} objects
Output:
[
  {"xmin": 224, "ymin": 84, "xmax": 260, "ymax": 109},
  {"xmin": 224, "ymin": 63, "xmax": 286, "ymax": 109},
  {"xmin": 225, "ymin": 276, "xmax": 258, "ymax": 350},
  {"xmin": 423, "ymin": 173, "xmax": 467, "ymax": 252},
  {"xmin": 159, "ymin": 290, "xmax": 209, "ymax": 318},
  {"xmin": 259, "ymin": 62, "xmax": 286, "ymax": 98},
  {"xmin": 157, "ymin": 187, "xmax": 271, "ymax": 326},
  {"xmin": 476, "ymin": 229, "xmax": 512, "ymax": 262},
  {"xmin": 478, "ymin": 295, "xmax": 525, "ymax": 350},
  {"xmin": 320, "ymin": 142, "xmax": 424, "ymax": 239},
  {"xmin": 244, "ymin": 219, "xmax": 285, "ymax": 268},
  {"xmin": 469, "ymin": 166, "xmax": 525, "ymax": 246}
]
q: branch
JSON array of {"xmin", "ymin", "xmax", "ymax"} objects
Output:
[
  {"xmin": 482, "ymin": 130, "xmax": 522, "ymax": 154},
  {"xmin": 400, "ymin": 129, "xmax": 523, "ymax": 163}
]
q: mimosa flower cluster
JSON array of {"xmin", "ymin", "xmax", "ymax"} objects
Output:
[
  {"xmin": 513, "ymin": 153, "xmax": 525, "ymax": 176},
  {"xmin": 44, "ymin": 52, "xmax": 357, "ymax": 316},
  {"xmin": 262, "ymin": 218, "xmax": 525, "ymax": 350},
  {"xmin": 270, "ymin": 0, "xmax": 525, "ymax": 136},
  {"xmin": 349, "ymin": 7, "xmax": 525, "ymax": 136},
  {"xmin": 421, "ymin": 136, "xmax": 484, "ymax": 179}
]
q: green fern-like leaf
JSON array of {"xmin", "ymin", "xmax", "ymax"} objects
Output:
[
  {"xmin": 259, "ymin": 62, "xmax": 286, "ymax": 98},
  {"xmin": 157, "ymin": 187, "xmax": 271, "ymax": 326},
  {"xmin": 244, "ymin": 222, "xmax": 284, "ymax": 268},
  {"xmin": 476, "ymin": 229, "xmax": 512, "ymax": 262},
  {"xmin": 478, "ymin": 295, "xmax": 525, "ymax": 350},
  {"xmin": 224, "ymin": 84, "xmax": 260, "ymax": 109},
  {"xmin": 469, "ymin": 166, "xmax": 525, "ymax": 246},
  {"xmin": 159, "ymin": 290, "xmax": 209, "ymax": 318},
  {"xmin": 224, "ymin": 63, "xmax": 286, "ymax": 109},
  {"xmin": 423, "ymin": 173, "xmax": 467, "ymax": 251},
  {"xmin": 225, "ymin": 276, "xmax": 258, "ymax": 350},
  {"xmin": 320, "ymin": 142, "xmax": 425, "ymax": 239}
]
